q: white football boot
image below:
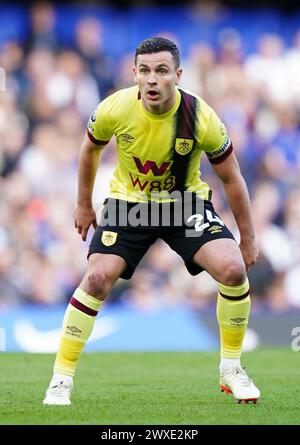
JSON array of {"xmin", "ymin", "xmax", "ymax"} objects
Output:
[
  {"xmin": 220, "ymin": 366, "xmax": 260, "ymax": 404},
  {"xmin": 43, "ymin": 374, "xmax": 73, "ymax": 405}
]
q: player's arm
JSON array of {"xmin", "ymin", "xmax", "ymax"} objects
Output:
[
  {"xmin": 202, "ymin": 106, "xmax": 258, "ymax": 270},
  {"xmin": 75, "ymin": 100, "xmax": 113, "ymax": 241},
  {"xmin": 211, "ymin": 153, "xmax": 258, "ymax": 270},
  {"xmin": 74, "ymin": 131, "xmax": 106, "ymax": 241}
]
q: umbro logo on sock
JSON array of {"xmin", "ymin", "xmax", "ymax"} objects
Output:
[
  {"xmin": 230, "ymin": 317, "xmax": 246, "ymax": 326},
  {"xmin": 67, "ymin": 325, "xmax": 82, "ymax": 334}
]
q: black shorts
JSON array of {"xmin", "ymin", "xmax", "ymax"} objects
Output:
[{"xmin": 88, "ymin": 195, "xmax": 235, "ymax": 279}]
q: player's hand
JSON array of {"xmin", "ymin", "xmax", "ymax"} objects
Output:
[
  {"xmin": 239, "ymin": 238, "xmax": 259, "ymax": 272},
  {"xmin": 74, "ymin": 205, "xmax": 97, "ymax": 241}
]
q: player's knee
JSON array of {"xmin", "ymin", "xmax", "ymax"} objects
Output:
[
  {"xmin": 86, "ymin": 269, "xmax": 113, "ymax": 299},
  {"xmin": 220, "ymin": 262, "xmax": 246, "ymax": 286}
]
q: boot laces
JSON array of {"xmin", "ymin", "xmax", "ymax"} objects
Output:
[
  {"xmin": 223, "ymin": 367, "xmax": 252, "ymax": 387},
  {"xmin": 234, "ymin": 367, "xmax": 252, "ymax": 387},
  {"xmin": 49, "ymin": 380, "xmax": 71, "ymax": 397}
]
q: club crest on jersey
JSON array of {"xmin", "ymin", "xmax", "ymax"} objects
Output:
[
  {"xmin": 175, "ymin": 138, "xmax": 193, "ymax": 155},
  {"xmin": 101, "ymin": 231, "xmax": 118, "ymax": 246}
]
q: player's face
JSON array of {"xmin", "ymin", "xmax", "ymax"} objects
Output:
[{"xmin": 133, "ymin": 51, "xmax": 182, "ymax": 115}]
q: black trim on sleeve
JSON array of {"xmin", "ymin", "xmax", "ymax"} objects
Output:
[
  {"xmin": 208, "ymin": 143, "xmax": 233, "ymax": 165},
  {"xmin": 86, "ymin": 129, "xmax": 109, "ymax": 146}
]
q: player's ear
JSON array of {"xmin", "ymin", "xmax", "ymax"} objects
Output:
[
  {"xmin": 132, "ymin": 66, "xmax": 137, "ymax": 83},
  {"xmin": 175, "ymin": 68, "xmax": 182, "ymax": 85}
]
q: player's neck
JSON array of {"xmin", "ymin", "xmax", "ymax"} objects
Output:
[{"xmin": 142, "ymin": 91, "xmax": 177, "ymax": 115}]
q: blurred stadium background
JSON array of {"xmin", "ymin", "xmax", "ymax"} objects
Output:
[{"xmin": 1, "ymin": 0, "xmax": 300, "ymax": 353}]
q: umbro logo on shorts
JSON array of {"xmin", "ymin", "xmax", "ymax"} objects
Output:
[{"xmin": 208, "ymin": 225, "xmax": 223, "ymax": 234}]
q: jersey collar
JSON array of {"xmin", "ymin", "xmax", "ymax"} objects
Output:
[{"xmin": 138, "ymin": 88, "xmax": 181, "ymax": 120}]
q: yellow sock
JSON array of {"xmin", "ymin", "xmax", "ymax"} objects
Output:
[
  {"xmin": 54, "ymin": 288, "xmax": 102, "ymax": 376},
  {"xmin": 216, "ymin": 278, "xmax": 251, "ymax": 359}
]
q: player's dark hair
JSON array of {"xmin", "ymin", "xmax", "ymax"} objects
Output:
[{"xmin": 135, "ymin": 37, "xmax": 180, "ymax": 69}]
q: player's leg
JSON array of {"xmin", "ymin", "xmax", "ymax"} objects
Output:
[
  {"xmin": 53, "ymin": 253, "xmax": 126, "ymax": 379},
  {"xmin": 164, "ymin": 195, "xmax": 260, "ymax": 403},
  {"xmin": 193, "ymin": 239, "xmax": 260, "ymax": 402},
  {"xmin": 193, "ymin": 238, "xmax": 249, "ymax": 362},
  {"xmin": 44, "ymin": 197, "xmax": 158, "ymax": 405},
  {"xmin": 43, "ymin": 253, "xmax": 126, "ymax": 405}
]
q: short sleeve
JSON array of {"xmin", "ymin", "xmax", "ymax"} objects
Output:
[
  {"xmin": 86, "ymin": 100, "xmax": 114, "ymax": 146},
  {"xmin": 201, "ymin": 109, "xmax": 233, "ymax": 164}
]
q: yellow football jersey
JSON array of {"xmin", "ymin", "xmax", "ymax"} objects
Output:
[{"xmin": 87, "ymin": 86, "xmax": 232, "ymax": 203}]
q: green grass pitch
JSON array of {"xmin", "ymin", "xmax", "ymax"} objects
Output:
[{"xmin": 0, "ymin": 348, "xmax": 299, "ymax": 425}]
